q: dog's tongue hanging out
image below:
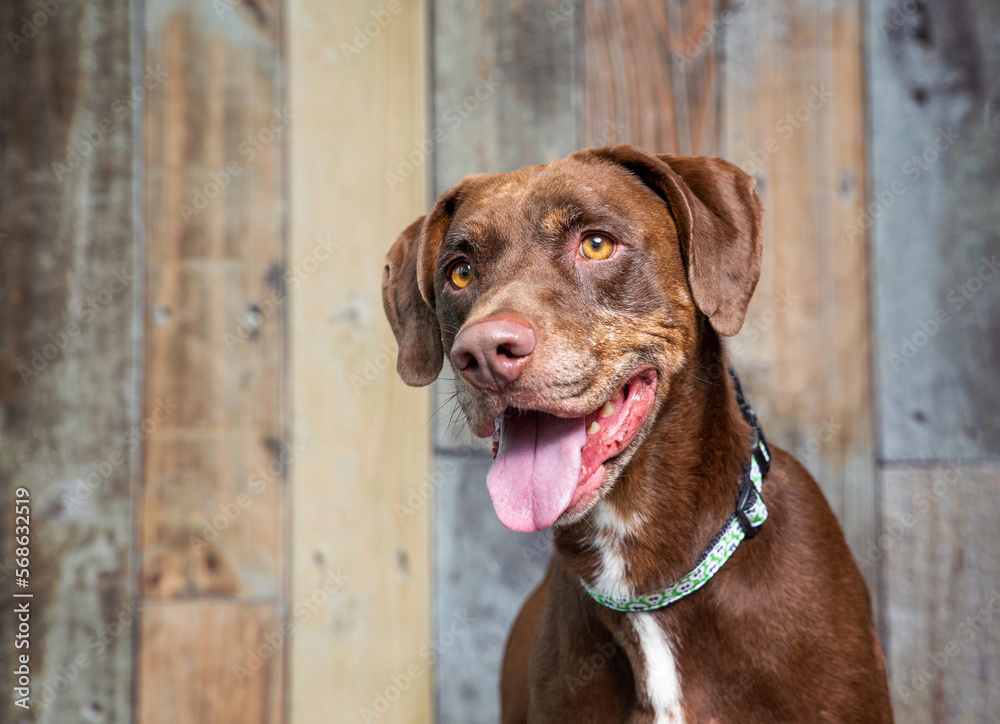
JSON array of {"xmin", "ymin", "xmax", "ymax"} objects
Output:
[{"xmin": 487, "ymin": 411, "xmax": 587, "ymax": 532}]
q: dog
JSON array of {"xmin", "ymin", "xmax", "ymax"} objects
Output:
[{"xmin": 382, "ymin": 145, "xmax": 893, "ymax": 723}]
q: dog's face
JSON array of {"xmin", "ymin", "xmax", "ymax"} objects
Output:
[{"xmin": 383, "ymin": 146, "xmax": 763, "ymax": 532}]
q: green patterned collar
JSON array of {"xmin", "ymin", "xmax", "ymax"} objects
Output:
[{"xmin": 582, "ymin": 368, "xmax": 771, "ymax": 613}]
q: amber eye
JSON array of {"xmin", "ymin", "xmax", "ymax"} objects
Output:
[
  {"xmin": 580, "ymin": 234, "xmax": 615, "ymax": 260},
  {"xmin": 449, "ymin": 261, "xmax": 474, "ymax": 289}
]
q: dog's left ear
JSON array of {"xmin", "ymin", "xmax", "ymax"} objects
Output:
[{"xmin": 574, "ymin": 145, "xmax": 764, "ymax": 336}]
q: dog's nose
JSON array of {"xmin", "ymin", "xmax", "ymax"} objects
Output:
[{"xmin": 451, "ymin": 316, "xmax": 536, "ymax": 391}]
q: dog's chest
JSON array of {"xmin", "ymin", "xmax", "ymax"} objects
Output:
[{"xmin": 591, "ymin": 505, "xmax": 685, "ymax": 724}]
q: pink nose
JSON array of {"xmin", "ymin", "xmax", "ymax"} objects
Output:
[{"xmin": 451, "ymin": 316, "xmax": 536, "ymax": 391}]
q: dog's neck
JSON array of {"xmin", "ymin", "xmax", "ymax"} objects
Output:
[{"xmin": 554, "ymin": 327, "xmax": 754, "ymax": 601}]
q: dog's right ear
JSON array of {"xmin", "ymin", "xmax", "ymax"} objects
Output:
[{"xmin": 382, "ymin": 216, "xmax": 443, "ymax": 386}]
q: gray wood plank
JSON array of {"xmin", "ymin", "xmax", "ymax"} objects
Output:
[
  {"xmin": 0, "ymin": 1, "xmax": 140, "ymax": 721},
  {"xmin": 881, "ymin": 464, "xmax": 1000, "ymax": 722},
  {"xmin": 434, "ymin": 452, "xmax": 552, "ymax": 724},
  {"xmin": 868, "ymin": 0, "xmax": 1000, "ymax": 461}
]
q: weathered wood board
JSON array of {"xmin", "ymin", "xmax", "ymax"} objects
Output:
[
  {"xmin": 139, "ymin": 0, "xmax": 287, "ymax": 720},
  {"xmin": 720, "ymin": 0, "xmax": 878, "ymax": 604},
  {"xmin": 0, "ymin": 1, "xmax": 139, "ymax": 722},
  {"xmin": 434, "ymin": 453, "xmax": 553, "ymax": 723},
  {"xmin": 142, "ymin": 0, "xmax": 287, "ymax": 601},
  {"xmin": 287, "ymin": 1, "xmax": 432, "ymax": 722},
  {"xmin": 881, "ymin": 464, "xmax": 1000, "ymax": 721},
  {"xmin": 581, "ymin": 0, "xmax": 720, "ymax": 155},
  {"xmin": 867, "ymin": 0, "xmax": 1000, "ymax": 461},
  {"xmin": 138, "ymin": 601, "xmax": 284, "ymax": 723}
]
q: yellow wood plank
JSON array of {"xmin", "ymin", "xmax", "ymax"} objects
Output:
[
  {"xmin": 138, "ymin": 602, "xmax": 283, "ymax": 724},
  {"xmin": 287, "ymin": 1, "xmax": 432, "ymax": 722}
]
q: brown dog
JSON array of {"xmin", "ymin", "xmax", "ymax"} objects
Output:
[{"xmin": 382, "ymin": 145, "xmax": 893, "ymax": 723}]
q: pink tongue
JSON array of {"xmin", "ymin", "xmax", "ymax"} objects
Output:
[{"xmin": 486, "ymin": 411, "xmax": 586, "ymax": 532}]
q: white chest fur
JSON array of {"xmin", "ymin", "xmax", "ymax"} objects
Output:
[{"xmin": 590, "ymin": 503, "xmax": 685, "ymax": 723}]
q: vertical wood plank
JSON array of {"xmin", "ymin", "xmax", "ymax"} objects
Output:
[
  {"xmin": 581, "ymin": 0, "xmax": 720, "ymax": 155},
  {"xmin": 287, "ymin": 1, "xmax": 431, "ymax": 722},
  {"xmin": 140, "ymin": 0, "xmax": 286, "ymax": 721},
  {"xmin": 867, "ymin": 0, "xmax": 1000, "ymax": 460},
  {"xmin": 142, "ymin": 0, "xmax": 287, "ymax": 601},
  {"xmin": 0, "ymin": 1, "xmax": 139, "ymax": 722},
  {"xmin": 138, "ymin": 602, "xmax": 283, "ymax": 723},
  {"xmin": 720, "ymin": 0, "xmax": 878, "ymax": 604},
  {"xmin": 880, "ymin": 464, "xmax": 1000, "ymax": 721}
]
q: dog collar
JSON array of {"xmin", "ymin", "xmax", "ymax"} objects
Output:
[{"xmin": 581, "ymin": 368, "xmax": 771, "ymax": 613}]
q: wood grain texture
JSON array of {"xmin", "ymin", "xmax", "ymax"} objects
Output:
[
  {"xmin": 720, "ymin": 0, "xmax": 878, "ymax": 604},
  {"xmin": 868, "ymin": 0, "xmax": 1000, "ymax": 461},
  {"xmin": 139, "ymin": 1, "xmax": 286, "ymax": 721},
  {"xmin": 287, "ymin": 1, "xmax": 432, "ymax": 722},
  {"xmin": 0, "ymin": 1, "xmax": 139, "ymax": 722},
  {"xmin": 141, "ymin": 0, "xmax": 286, "ymax": 599},
  {"xmin": 581, "ymin": 0, "xmax": 720, "ymax": 155},
  {"xmin": 434, "ymin": 452, "xmax": 553, "ymax": 723},
  {"xmin": 881, "ymin": 464, "xmax": 1000, "ymax": 721},
  {"xmin": 138, "ymin": 601, "xmax": 283, "ymax": 723}
]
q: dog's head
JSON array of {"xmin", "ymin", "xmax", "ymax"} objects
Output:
[{"xmin": 383, "ymin": 145, "xmax": 763, "ymax": 532}]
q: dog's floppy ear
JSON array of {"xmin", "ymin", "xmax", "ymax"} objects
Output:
[
  {"xmin": 575, "ymin": 145, "xmax": 764, "ymax": 336},
  {"xmin": 382, "ymin": 216, "xmax": 443, "ymax": 386}
]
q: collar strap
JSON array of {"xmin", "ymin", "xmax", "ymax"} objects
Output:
[{"xmin": 582, "ymin": 367, "xmax": 770, "ymax": 613}]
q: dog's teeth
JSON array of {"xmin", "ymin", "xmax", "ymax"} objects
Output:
[
  {"xmin": 599, "ymin": 401, "xmax": 615, "ymax": 418},
  {"xmin": 587, "ymin": 421, "xmax": 601, "ymax": 435}
]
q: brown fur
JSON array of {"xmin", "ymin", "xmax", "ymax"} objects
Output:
[{"xmin": 382, "ymin": 145, "xmax": 893, "ymax": 722}]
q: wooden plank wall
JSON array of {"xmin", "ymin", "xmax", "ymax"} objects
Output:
[
  {"xmin": 868, "ymin": 0, "xmax": 1000, "ymax": 718},
  {"xmin": 0, "ymin": 1, "xmax": 139, "ymax": 722},
  {"xmin": 2, "ymin": 0, "xmax": 997, "ymax": 722},
  {"xmin": 288, "ymin": 1, "xmax": 432, "ymax": 722}
]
